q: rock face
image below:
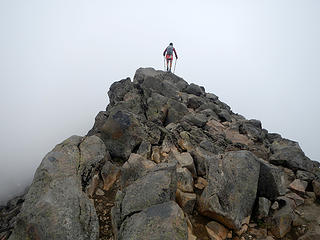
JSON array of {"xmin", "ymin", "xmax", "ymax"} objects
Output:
[
  {"xmin": 198, "ymin": 151, "xmax": 260, "ymax": 230},
  {"xmin": 5, "ymin": 67, "xmax": 320, "ymax": 240},
  {"xmin": 9, "ymin": 136, "xmax": 106, "ymax": 240}
]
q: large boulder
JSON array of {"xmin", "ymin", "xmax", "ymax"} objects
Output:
[
  {"xmin": 257, "ymin": 159, "xmax": 286, "ymax": 200},
  {"xmin": 9, "ymin": 136, "xmax": 102, "ymax": 240},
  {"xmin": 198, "ymin": 151, "xmax": 260, "ymax": 230},
  {"xmin": 100, "ymin": 109, "xmax": 147, "ymax": 159},
  {"xmin": 118, "ymin": 201, "xmax": 188, "ymax": 240},
  {"xmin": 270, "ymin": 138, "xmax": 315, "ymax": 172},
  {"xmin": 120, "ymin": 169, "xmax": 177, "ymax": 220}
]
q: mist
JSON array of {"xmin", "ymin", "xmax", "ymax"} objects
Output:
[{"xmin": 1, "ymin": 0, "xmax": 319, "ymax": 205}]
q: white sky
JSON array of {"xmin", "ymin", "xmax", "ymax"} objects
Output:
[{"xmin": 0, "ymin": 0, "xmax": 319, "ymax": 204}]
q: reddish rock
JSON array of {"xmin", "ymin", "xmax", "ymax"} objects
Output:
[
  {"xmin": 176, "ymin": 189, "xmax": 196, "ymax": 214},
  {"xmin": 289, "ymin": 179, "xmax": 308, "ymax": 194},
  {"xmin": 206, "ymin": 221, "xmax": 229, "ymax": 240},
  {"xmin": 194, "ymin": 177, "xmax": 208, "ymax": 190}
]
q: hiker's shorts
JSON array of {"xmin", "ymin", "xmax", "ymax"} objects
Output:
[{"xmin": 166, "ymin": 54, "xmax": 173, "ymax": 61}]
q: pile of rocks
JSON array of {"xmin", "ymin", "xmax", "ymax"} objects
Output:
[{"xmin": 3, "ymin": 68, "xmax": 320, "ymax": 240}]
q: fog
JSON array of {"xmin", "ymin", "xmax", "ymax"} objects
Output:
[{"xmin": 0, "ymin": 0, "xmax": 319, "ymax": 205}]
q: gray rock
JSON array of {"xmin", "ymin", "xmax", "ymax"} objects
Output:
[
  {"xmin": 198, "ymin": 151, "xmax": 260, "ymax": 230},
  {"xmin": 257, "ymin": 159, "xmax": 286, "ymax": 200},
  {"xmin": 176, "ymin": 189, "xmax": 196, "ymax": 214},
  {"xmin": 137, "ymin": 140, "xmax": 152, "ymax": 159},
  {"xmin": 9, "ymin": 136, "xmax": 99, "ymax": 240},
  {"xmin": 312, "ymin": 180, "xmax": 320, "ymax": 198},
  {"xmin": 165, "ymin": 99, "xmax": 189, "ymax": 125},
  {"xmin": 182, "ymin": 113, "xmax": 208, "ymax": 128},
  {"xmin": 100, "ymin": 109, "xmax": 147, "ymax": 159},
  {"xmin": 120, "ymin": 170, "xmax": 177, "ymax": 220},
  {"xmin": 206, "ymin": 93, "xmax": 219, "ymax": 101},
  {"xmin": 174, "ymin": 152, "xmax": 197, "ymax": 177},
  {"xmin": 271, "ymin": 205, "xmax": 294, "ymax": 238},
  {"xmin": 187, "ymin": 95, "xmax": 205, "ymax": 109},
  {"xmin": 270, "ymin": 138, "xmax": 315, "ymax": 172},
  {"xmin": 118, "ymin": 201, "xmax": 188, "ymax": 240},
  {"xmin": 146, "ymin": 92, "xmax": 168, "ymax": 123},
  {"xmin": 257, "ymin": 197, "xmax": 271, "ymax": 219},
  {"xmin": 239, "ymin": 119, "xmax": 264, "ymax": 142},
  {"xmin": 108, "ymin": 77, "xmax": 134, "ymax": 106},
  {"xmin": 121, "ymin": 153, "xmax": 156, "ymax": 187},
  {"xmin": 296, "ymin": 170, "xmax": 316, "ymax": 182},
  {"xmin": 176, "ymin": 167, "xmax": 194, "ymax": 193},
  {"xmin": 184, "ymin": 83, "xmax": 204, "ymax": 96},
  {"xmin": 190, "ymin": 147, "xmax": 215, "ymax": 176},
  {"xmin": 218, "ymin": 109, "xmax": 232, "ymax": 122}
]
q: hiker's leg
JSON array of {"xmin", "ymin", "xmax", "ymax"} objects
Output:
[
  {"xmin": 166, "ymin": 59, "xmax": 169, "ymax": 71},
  {"xmin": 169, "ymin": 60, "xmax": 172, "ymax": 71}
]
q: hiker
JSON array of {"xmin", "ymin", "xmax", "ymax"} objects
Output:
[{"xmin": 163, "ymin": 43, "xmax": 178, "ymax": 72}]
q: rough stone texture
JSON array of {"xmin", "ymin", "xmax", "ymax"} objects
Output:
[
  {"xmin": 174, "ymin": 152, "xmax": 197, "ymax": 177},
  {"xmin": 176, "ymin": 189, "xmax": 196, "ymax": 214},
  {"xmin": 120, "ymin": 169, "xmax": 177, "ymax": 220},
  {"xmin": 176, "ymin": 167, "xmax": 194, "ymax": 193},
  {"xmin": 296, "ymin": 170, "xmax": 316, "ymax": 182},
  {"xmin": 257, "ymin": 197, "xmax": 271, "ymax": 219},
  {"xmin": 184, "ymin": 83, "xmax": 204, "ymax": 96},
  {"xmin": 198, "ymin": 151, "xmax": 260, "ymax": 230},
  {"xmin": 101, "ymin": 160, "xmax": 120, "ymax": 191},
  {"xmin": 190, "ymin": 147, "xmax": 215, "ymax": 176},
  {"xmin": 289, "ymin": 179, "xmax": 308, "ymax": 194},
  {"xmin": 257, "ymin": 159, "xmax": 286, "ymax": 200},
  {"xmin": 100, "ymin": 109, "xmax": 147, "ymax": 159},
  {"xmin": 206, "ymin": 221, "xmax": 229, "ymax": 240},
  {"xmin": 118, "ymin": 201, "xmax": 188, "ymax": 240},
  {"xmin": 9, "ymin": 136, "xmax": 101, "ymax": 240},
  {"xmin": 270, "ymin": 205, "xmax": 294, "ymax": 238},
  {"xmin": 270, "ymin": 138, "xmax": 315, "ymax": 172},
  {"xmin": 121, "ymin": 153, "xmax": 156, "ymax": 186},
  {"xmin": 312, "ymin": 180, "xmax": 320, "ymax": 198}
]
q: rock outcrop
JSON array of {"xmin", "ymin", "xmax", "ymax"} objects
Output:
[{"xmin": 2, "ymin": 67, "xmax": 320, "ymax": 240}]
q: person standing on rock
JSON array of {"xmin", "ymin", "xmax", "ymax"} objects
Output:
[{"xmin": 163, "ymin": 43, "xmax": 178, "ymax": 72}]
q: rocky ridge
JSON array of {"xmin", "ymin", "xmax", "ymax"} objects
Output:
[{"xmin": 1, "ymin": 68, "xmax": 320, "ymax": 240}]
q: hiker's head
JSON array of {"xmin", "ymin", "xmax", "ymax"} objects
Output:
[{"xmin": 169, "ymin": 43, "xmax": 173, "ymax": 46}]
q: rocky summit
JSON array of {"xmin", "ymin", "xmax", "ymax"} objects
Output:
[{"xmin": 1, "ymin": 67, "xmax": 320, "ymax": 240}]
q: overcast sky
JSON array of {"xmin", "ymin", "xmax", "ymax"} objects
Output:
[{"xmin": 0, "ymin": 0, "xmax": 319, "ymax": 204}]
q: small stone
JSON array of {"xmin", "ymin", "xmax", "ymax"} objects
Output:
[
  {"xmin": 289, "ymin": 179, "xmax": 308, "ymax": 194},
  {"xmin": 194, "ymin": 177, "xmax": 208, "ymax": 190},
  {"xmin": 285, "ymin": 192, "xmax": 304, "ymax": 206},
  {"xmin": 151, "ymin": 146, "xmax": 161, "ymax": 163},
  {"xmin": 257, "ymin": 197, "xmax": 271, "ymax": 219},
  {"xmin": 176, "ymin": 189, "xmax": 196, "ymax": 214},
  {"xmin": 206, "ymin": 221, "xmax": 229, "ymax": 240},
  {"xmin": 271, "ymin": 201, "xmax": 279, "ymax": 210},
  {"xmin": 177, "ymin": 167, "xmax": 194, "ymax": 193},
  {"xmin": 174, "ymin": 152, "xmax": 197, "ymax": 177},
  {"xmin": 236, "ymin": 224, "xmax": 248, "ymax": 236},
  {"xmin": 95, "ymin": 188, "xmax": 105, "ymax": 196}
]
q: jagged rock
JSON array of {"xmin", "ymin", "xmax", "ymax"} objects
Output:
[
  {"xmin": 257, "ymin": 159, "xmax": 286, "ymax": 200},
  {"xmin": 270, "ymin": 138, "xmax": 315, "ymax": 172},
  {"xmin": 120, "ymin": 169, "xmax": 177, "ymax": 220},
  {"xmin": 206, "ymin": 93, "xmax": 219, "ymax": 101},
  {"xmin": 86, "ymin": 173, "xmax": 100, "ymax": 197},
  {"xmin": 285, "ymin": 192, "xmax": 304, "ymax": 206},
  {"xmin": 118, "ymin": 201, "xmax": 188, "ymax": 240},
  {"xmin": 239, "ymin": 119, "xmax": 264, "ymax": 142},
  {"xmin": 136, "ymin": 140, "xmax": 152, "ymax": 159},
  {"xmin": 121, "ymin": 153, "xmax": 156, "ymax": 186},
  {"xmin": 296, "ymin": 170, "xmax": 316, "ymax": 182},
  {"xmin": 176, "ymin": 167, "xmax": 194, "ymax": 193},
  {"xmin": 206, "ymin": 220, "xmax": 229, "ymax": 240},
  {"xmin": 176, "ymin": 189, "xmax": 196, "ymax": 214},
  {"xmin": 194, "ymin": 177, "xmax": 208, "ymax": 190},
  {"xmin": 270, "ymin": 205, "xmax": 294, "ymax": 238},
  {"xmin": 145, "ymin": 92, "xmax": 169, "ymax": 123},
  {"xmin": 289, "ymin": 179, "xmax": 308, "ymax": 194},
  {"xmin": 174, "ymin": 152, "xmax": 197, "ymax": 177},
  {"xmin": 101, "ymin": 160, "xmax": 120, "ymax": 191},
  {"xmin": 108, "ymin": 77, "xmax": 135, "ymax": 106},
  {"xmin": 312, "ymin": 180, "xmax": 320, "ymax": 198},
  {"xmin": 257, "ymin": 197, "xmax": 271, "ymax": 219},
  {"xmin": 165, "ymin": 99, "xmax": 189, "ymax": 125},
  {"xmin": 184, "ymin": 83, "xmax": 204, "ymax": 96},
  {"xmin": 298, "ymin": 231, "xmax": 320, "ymax": 240},
  {"xmin": 217, "ymin": 109, "xmax": 232, "ymax": 122},
  {"xmin": 187, "ymin": 95, "xmax": 205, "ymax": 109},
  {"xmin": 190, "ymin": 147, "xmax": 215, "ymax": 176},
  {"xmin": 198, "ymin": 151, "xmax": 260, "ymax": 230},
  {"xmin": 9, "ymin": 136, "xmax": 101, "ymax": 240},
  {"xmin": 183, "ymin": 113, "xmax": 208, "ymax": 128}
]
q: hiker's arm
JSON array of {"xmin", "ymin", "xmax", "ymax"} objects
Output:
[
  {"xmin": 163, "ymin": 48, "xmax": 167, "ymax": 56},
  {"xmin": 173, "ymin": 48, "xmax": 178, "ymax": 59}
]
